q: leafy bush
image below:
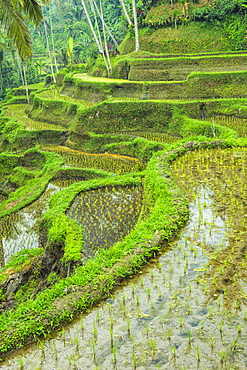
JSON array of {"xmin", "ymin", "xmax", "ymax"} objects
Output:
[{"xmin": 193, "ymin": 0, "xmax": 245, "ymax": 21}]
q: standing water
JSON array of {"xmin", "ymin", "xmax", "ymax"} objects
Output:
[{"xmin": 1, "ymin": 148, "xmax": 247, "ymax": 369}]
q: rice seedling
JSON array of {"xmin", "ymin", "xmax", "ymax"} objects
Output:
[
  {"xmin": 140, "ymin": 278, "xmax": 144, "ymax": 287},
  {"xmin": 150, "ymin": 338, "xmax": 157, "ymax": 356},
  {"xmin": 179, "ymin": 317, "xmax": 184, "ymax": 327},
  {"xmin": 187, "ymin": 304, "xmax": 191, "ymax": 315},
  {"xmin": 92, "ymin": 339, "xmax": 96, "ymax": 362},
  {"xmin": 208, "ymin": 307, "xmax": 213, "ymax": 319},
  {"xmin": 219, "ymin": 350, "xmax": 227, "ymax": 364},
  {"xmin": 131, "ymin": 284, "xmax": 135, "ymax": 296},
  {"xmin": 40, "ymin": 340, "xmax": 45, "ymax": 359},
  {"xmin": 235, "ymin": 299, "xmax": 239, "ymax": 310},
  {"xmin": 93, "ymin": 322, "xmax": 98, "ymax": 340},
  {"xmin": 18, "ymin": 358, "xmax": 24, "ymax": 370},
  {"xmin": 196, "ymin": 346, "xmax": 200, "ymax": 362},
  {"xmin": 211, "ymin": 334, "xmax": 215, "ymax": 348},
  {"xmin": 74, "ymin": 336, "xmax": 79, "ymax": 353},
  {"xmin": 132, "ymin": 350, "xmax": 137, "ymax": 369},
  {"xmin": 167, "ymin": 328, "xmax": 172, "ymax": 341},
  {"xmin": 231, "ymin": 338, "xmax": 238, "ymax": 351},
  {"xmin": 112, "ymin": 345, "xmax": 117, "ymax": 365},
  {"xmin": 96, "ymin": 312, "xmax": 100, "ymax": 324},
  {"xmin": 127, "ymin": 318, "xmax": 131, "ymax": 336},
  {"xmin": 146, "ymin": 288, "xmax": 151, "ymax": 299},
  {"xmin": 187, "ymin": 331, "xmax": 191, "ymax": 346},
  {"xmin": 172, "ymin": 345, "xmax": 177, "ymax": 359}
]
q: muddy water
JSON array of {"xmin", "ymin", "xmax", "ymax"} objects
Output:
[{"xmin": 2, "ymin": 148, "xmax": 247, "ymax": 369}]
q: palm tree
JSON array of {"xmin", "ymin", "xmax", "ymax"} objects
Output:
[{"xmin": 0, "ymin": 0, "xmax": 50, "ymax": 60}]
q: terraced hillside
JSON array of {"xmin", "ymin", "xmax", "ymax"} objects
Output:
[{"xmin": 1, "ymin": 51, "xmax": 247, "ymax": 369}]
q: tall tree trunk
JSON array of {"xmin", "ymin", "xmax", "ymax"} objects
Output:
[
  {"xmin": 42, "ymin": 11, "xmax": 56, "ymax": 83},
  {"xmin": 49, "ymin": 7, "xmax": 59, "ymax": 73},
  {"xmin": 100, "ymin": 0, "xmax": 112, "ymax": 71},
  {"xmin": 89, "ymin": 0, "xmax": 110, "ymax": 72},
  {"xmin": 22, "ymin": 62, "xmax": 30, "ymax": 104},
  {"xmin": 132, "ymin": 0, "xmax": 140, "ymax": 52},
  {"xmin": 16, "ymin": 53, "xmax": 25, "ymax": 86},
  {"xmin": 80, "ymin": 0, "xmax": 103, "ymax": 53},
  {"xmin": 92, "ymin": 0, "xmax": 119, "ymax": 49},
  {"xmin": 120, "ymin": 0, "xmax": 132, "ymax": 26}
]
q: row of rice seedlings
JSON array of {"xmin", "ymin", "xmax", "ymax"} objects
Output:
[
  {"xmin": 210, "ymin": 115, "xmax": 247, "ymax": 137},
  {"xmin": 172, "ymin": 147, "xmax": 247, "ymax": 310},
  {"xmin": 118, "ymin": 131, "xmax": 180, "ymax": 144},
  {"xmin": 7, "ymin": 188, "xmax": 245, "ymax": 370},
  {"xmin": 38, "ymin": 89, "xmax": 95, "ymax": 109},
  {"xmin": 4, "ymin": 148, "xmax": 247, "ymax": 369},
  {"xmin": 66, "ymin": 185, "xmax": 143, "ymax": 254},
  {"xmin": 42, "ymin": 145, "xmax": 143, "ymax": 174},
  {"xmin": 4, "ymin": 104, "xmax": 63, "ymax": 131}
]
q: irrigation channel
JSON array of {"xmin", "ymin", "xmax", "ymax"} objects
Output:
[{"xmin": 1, "ymin": 147, "xmax": 247, "ymax": 369}]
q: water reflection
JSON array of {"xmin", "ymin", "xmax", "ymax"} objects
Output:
[
  {"xmin": 2, "ymin": 149, "xmax": 247, "ymax": 369},
  {"xmin": 0, "ymin": 183, "xmax": 60, "ymax": 267}
]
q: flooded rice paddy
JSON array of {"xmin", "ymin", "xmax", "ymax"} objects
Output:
[
  {"xmin": 2, "ymin": 148, "xmax": 247, "ymax": 369},
  {"xmin": 66, "ymin": 185, "xmax": 143, "ymax": 256},
  {"xmin": 0, "ymin": 183, "xmax": 60, "ymax": 268}
]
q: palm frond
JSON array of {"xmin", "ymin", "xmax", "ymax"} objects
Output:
[
  {"xmin": 19, "ymin": 0, "xmax": 43, "ymax": 26},
  {"xmin": 0, "ymin": 0, "xmax": 32, "ymax": 59}
]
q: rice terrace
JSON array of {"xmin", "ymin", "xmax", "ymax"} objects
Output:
[{"xmin": 2, "ymin": 0, "xmax": 247, "ymax": 369}]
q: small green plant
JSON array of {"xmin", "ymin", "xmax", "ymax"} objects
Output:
[
  {"xmin": 150, "ymin": 338, "xmax": 157, "ymax": 355},
  {"xmin": 187, "ymin": 331, "xmax": 191, "ymax": 345},
  {"xmin": 211, "ymin": 334, "xmax": 215, "ymax": 348},
  {"xmin": 172, "ymin": 345, "xmax": 177, "ymax": 359},
  {"xmin": 196, "ymin": 346, "xmax": 200, "ymax": 362},
  {"xmin": 74, "ymin": 336, "xmax": 79, "ymax": 353},
  {"xmin": 238, "ymin": 324, "xmax": 242, "ymax": 334},
  {"xmin": 167, "ymin": 328, "xmax": 172, "ymax": 341},
  {"xmin": 18, "ymin": 358, "xmax": 24, "ymax": 370}
]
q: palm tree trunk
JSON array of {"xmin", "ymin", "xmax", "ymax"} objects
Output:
[
  {"xmin": 89, "ymin": 0, "xmax": 110, "ymax": 72},
  {"xmin": 92, "ymin": 0, "xmax": 119, "ymax": 49},
  {"xmin": 100, "ymin": 0, "xmax": 112, "ymax": 71},
  {"xmin": 132, "ymin": 0, "xmax": 140, "ymax": 52},
  {"xmin": 22, "ymin": 62, "xmax": 30, "ymax": 104},
  {"xmin": 120, "ymin": 0, "xmax": 132, "ymax": 26},
  {"xmin": 17, "ymin": 53, "xmax": 25, "ymax": 86},
  {"xmin": 49, "ymin": 8, "xmax": 59, "ymax": 73},
  {"xmin": 42, "ymin": 11, "xmax": 56, "ymax": 83},
  {"xmin": 80, "ymin": 0, "xmax": 103, "ymax": 53}
]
